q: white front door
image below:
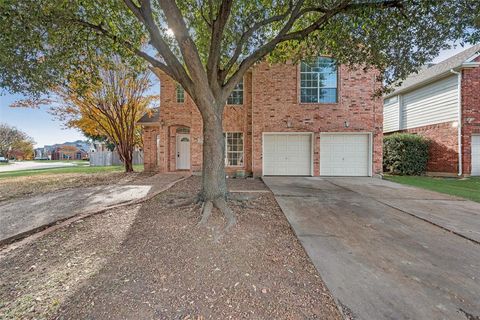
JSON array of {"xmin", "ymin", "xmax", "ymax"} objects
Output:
[
  {"xmin": 176, "ymin": 134, "xmax": 190, "ymax": 170},
  {"xmin": 472, "ymin": 135, "xmax": 480, "ymax": 176},
  {"xmin": 263, "ymin": 134, "xmax": 312, "ymax": 176},
  {"xmin": 320, "ymin": 133, "xmax": 370, "ymax": 176}
]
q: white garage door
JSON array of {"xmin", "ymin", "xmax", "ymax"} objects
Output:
[
  {"xmin": 263, "ymin": 134, "xmax": 312, "ymax": 176},
  {"xmin": 320, "ymin": 133, "xmax": 370, "ymax": 176},
  {"xmin": 472, "ymin": 135, "xmax": 480, "ymax": 176}
]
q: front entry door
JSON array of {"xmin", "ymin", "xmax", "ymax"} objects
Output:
[{"xmin": 176, "ymin": 134, "xmax": 191, "ymax": 170}]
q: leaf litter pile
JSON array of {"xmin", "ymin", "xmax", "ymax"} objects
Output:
[{"xmin": 0, "ymin": 176, "xmax": 341, "ymax": 319}]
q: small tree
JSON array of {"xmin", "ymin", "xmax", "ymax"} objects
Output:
[
  {"xmin": 10, "ymin": 139, "xmax": 35, "ymax": 160},
  {"xmin": 52, "ymin": 63, "xmax": 155, "ymax": 172},
  {"xmin": 0, "ymin": 123, "xmax": 35, "ymax": 159}
]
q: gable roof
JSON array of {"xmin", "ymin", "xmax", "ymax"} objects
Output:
[
  {"xmin": 386, "ymin": 44, "xmax": 480, "ymax": 98},
  {"xmin": 138, "ymin": 107, "xmax": 160, "ymax": 125}
]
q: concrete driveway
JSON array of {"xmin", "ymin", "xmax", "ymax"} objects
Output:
[{"xmin": 264, "ymin": 177, "xmax": 480, "ymax": 320}]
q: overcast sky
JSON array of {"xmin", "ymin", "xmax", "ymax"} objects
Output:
[{"xmin": 0, "ymin": 43, "xmax": 475, "ymax": 148}]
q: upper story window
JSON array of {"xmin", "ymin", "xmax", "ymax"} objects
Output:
[
  {"xmin": 300, "ymin": 57, "xmax": 337, "ymax": 103},
  {"xmin": 227, "ymin": 80, "xmax": 243, "ymax": 105},
  {"xmin": 176, "ymin": 84, "xmax": 185, "ymax": 103}
]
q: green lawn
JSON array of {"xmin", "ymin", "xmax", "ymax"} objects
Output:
[
  {"xmin": 0, "ymin": 162, "xmax": 10, "ymax": 166},
  {"xmin": 384, "ymin": 175, "xmax": 480, "ymax": 203},
  {"xmin": 33, "ymin": 160, "xmax": 89, "ymax": 165},
  {"xmin": 0, "ymin": 164, "xmax": 144, "ymax": 179}
]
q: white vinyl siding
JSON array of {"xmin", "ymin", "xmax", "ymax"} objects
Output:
[
  {"xmin": 383, "ymin": 99, "xmax": 400, "ymax": 132},
  {"xmin": 401, "ymin": 75, "xmax": 458, "ymax": 129}
]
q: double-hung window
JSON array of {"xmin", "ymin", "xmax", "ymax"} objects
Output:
[
  {"xmin": 300, "ymin": 57, "xmax": 338, "ymax": 103},
  {"xmin": 224, "ymin": 132, "xmax": 244, "ymax": 166},
  {"xmin": 227, "ymin": 80, "xmax": 243, "ymax": 105},
  {"xmin": 176, "ymin": 84, "xmax": 185, "ymax": 103}
]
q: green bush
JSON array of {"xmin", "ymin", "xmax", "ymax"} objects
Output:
[{"xmin": 383, "ymin": 133, "xmax": 429, "ymax": 175}]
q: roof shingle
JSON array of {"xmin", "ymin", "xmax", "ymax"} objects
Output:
[
  {"xmin": 138, "ymin": 107, "xmax": 160, "ymax": 124},
  {"xmin": 386, "ymin": 44, "xmax": 480, "ymax": 97}
]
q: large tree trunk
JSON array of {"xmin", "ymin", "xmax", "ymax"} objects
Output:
[
  {"xmin": 196, "ymin": 99, "xmax": 236, "ymax": 229},
  {"xmin": 201, "ymin": 111, "xmax": 227, "ymax": 201}
]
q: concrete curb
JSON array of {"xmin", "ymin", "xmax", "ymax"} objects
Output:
[{"xmin": 0, "ymin": 175, "xmax": 190, "ymax": 256}]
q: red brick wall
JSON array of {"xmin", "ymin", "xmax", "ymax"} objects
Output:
[
  {"xmin": 461, "ymin": 59, "xmax": 480, "ymax": 175},
  {"xmin": 143, "ymin": 126, "xmax": 160, "ymax": 172},
  {"xmin": 143, "ymin": 61, "xmax": 383, "ymax": 176},
  {"xmin": 251, "ymin": 62, "xmax": 383, "ymax": 176},
  {"xmin": 400, "ymin": 122, "xmax": 459, "ymax": 174}
]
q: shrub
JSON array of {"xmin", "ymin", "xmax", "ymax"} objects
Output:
[{"xmin": 383, "ymin": 133, "xmax": 429, "ymax": 175}]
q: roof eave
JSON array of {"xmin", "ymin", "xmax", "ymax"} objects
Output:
[
  {"xmin": 384, "ymin": 71, "xmax": 453, "ymax": 98},
  {"xmin": 384, "ymin": 62, "xmax": 480, "ymax": 99}
]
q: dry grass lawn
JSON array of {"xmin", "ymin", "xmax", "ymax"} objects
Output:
[{"xmin": 0, "ymin": 171, "xmax": 153, "ymax": 202}]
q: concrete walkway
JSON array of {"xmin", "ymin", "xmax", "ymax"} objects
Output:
[
  {"xmin": 264, "ymin": 177, "xmax": 480, "ymax": 320},
  {"xmin": 0, "ymin": 173, "xmax": 186, "ymax": 244}
]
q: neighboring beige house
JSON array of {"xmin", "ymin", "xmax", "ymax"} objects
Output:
[{"xmin": 383, "ymin": 44, "xmax": 480, "ymax": 176}]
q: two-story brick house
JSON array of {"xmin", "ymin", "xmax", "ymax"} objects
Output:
[{"xmin": 139, "ymin": 57, "xmax": 383, "ymax": 177}]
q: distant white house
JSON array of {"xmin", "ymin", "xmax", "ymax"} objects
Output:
[{"xmin": 384, "ymin": 44, "xmax": 480, "ymax": 176}]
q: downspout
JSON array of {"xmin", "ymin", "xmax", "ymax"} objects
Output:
[{"xmin": 450, "ymin": 69, "xmax": 462, "ymax": 176}]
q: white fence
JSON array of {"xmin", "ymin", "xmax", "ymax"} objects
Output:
[{"xmin": 89, "ymin": 151, "xmax": 143, "ymax": 166}]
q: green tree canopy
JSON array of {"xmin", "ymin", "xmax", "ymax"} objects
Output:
[{"xmin": 1, "ymin": 0, "xmax": 478, "ymax": 97}]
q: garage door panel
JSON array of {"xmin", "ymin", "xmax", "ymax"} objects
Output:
[
  {"xmin": 320, "ymin": 134, "xmax": 370, "ymax": 176},
  {"xmin": 263, "ymin": 134, "xmax": 312, "ymax": 176},
  {"xmin": 472, "ymin": 135, "xmax": 480, "ymax": 176}
]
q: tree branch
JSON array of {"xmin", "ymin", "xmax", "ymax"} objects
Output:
[
  {"xmin": 123, "ymin": 0, "xmax": 193, "ymax": 89},
  {"xmin": 68, "ymin": 18, "xmax": 175, "ymax": 79},
  {"xmin": 223, "ymin": 0, "xmax": 403, "ymax": 94},
  {"xmin": 222, "ymin": 0, "xmax": 306, "ymax": 95},
  {"xmin": 156, "ymin": 0, "xmax": 210, "ymax": 101},
  {"xmin": 221, "ymin": 8, "xmax": 293, "ymax": 80},
  {"xmin": 206, "ymin": 0, "xmax": 234, "ymax": 90}
]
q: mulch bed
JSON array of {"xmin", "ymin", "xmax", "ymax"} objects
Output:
[{"xmin": 0, "ymin": 177, "xmax": 341, "ymax": 320}]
